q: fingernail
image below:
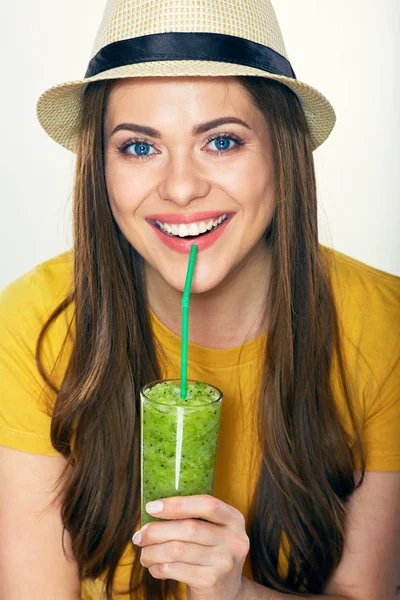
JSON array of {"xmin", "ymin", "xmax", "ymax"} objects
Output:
[
  {"xmin": 132, "ymin": 530, "xmax": 142, "ymax": 545},
  {"xmin": 146, "ymin": 500, "xmax": 164, "ymax": 514}
]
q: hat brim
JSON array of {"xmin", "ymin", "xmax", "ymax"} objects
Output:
[{"xmin": 36, "ymin": 60, "xmax": 336, "ymax": 153}]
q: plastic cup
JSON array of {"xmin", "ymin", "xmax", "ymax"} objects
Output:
[{"xmin": 140, "ymin": 379, "xmax": 223, "ymax": 526}]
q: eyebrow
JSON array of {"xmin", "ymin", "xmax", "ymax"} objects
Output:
[{"xmin": 109, "ymin": 116, "xmax": 251, "ymax": 139}]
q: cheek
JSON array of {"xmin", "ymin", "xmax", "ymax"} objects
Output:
[
  {"xmin": 105, "ymin": 162, "xmax": 147, "ymax": 216},
  {"xmin": 234, "ymin": 165, "xmax": 275, "ymax": 219}
]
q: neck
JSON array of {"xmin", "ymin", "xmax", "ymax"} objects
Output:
[{"xmin": 144, "ymin": 241, "xmax": 272, "ymax": 349}]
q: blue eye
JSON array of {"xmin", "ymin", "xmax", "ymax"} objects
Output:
[
  {"xmin": 117, "ymin": 132, "xmax": 245, "ymax": 160},
  {"xmin": 127, "ymin": 140, "xmax": 156, "ymax": 157},
  {"xmin": 208, "ymin": 136, "xmax": 235, "ymax": 152}
]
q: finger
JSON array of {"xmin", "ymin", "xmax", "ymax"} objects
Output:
[
  {"xmin": 137, "ymin": 517, "xmax": 222, "ymax": 547},
  {"xmin": 145, "ymin": 494, "xmax": 244, "ymax": 528},
  {"xmin": 140, "ymin": 540, "xmax": 216, "ymax": 568},
  {"xmin": 147, "ymin": 561, "xmax": 221, "ymax": 588}
]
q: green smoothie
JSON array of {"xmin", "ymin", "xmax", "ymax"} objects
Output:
[{"xmin": 140, "ymin": 379, "xmax": 223, "ymax": 526}]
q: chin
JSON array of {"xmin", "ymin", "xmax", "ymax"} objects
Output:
[{"xmin": 165, "ymin": 266, "xmax": 229, "ymax": 296}]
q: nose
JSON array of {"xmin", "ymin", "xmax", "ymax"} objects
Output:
[{"xmin": 158, "ymin": 153, "xmax": 211, "ymax": 208}]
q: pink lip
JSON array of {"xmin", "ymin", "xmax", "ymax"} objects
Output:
[
  {"xmin": 149, "ymin": 214, "xmax": 234, "ymax": 253},
  {"xmin": 146, "ymin": 210, "xmax": 233, "ymax": 224}
]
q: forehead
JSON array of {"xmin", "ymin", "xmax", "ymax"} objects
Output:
[{"xmin": 104, "ymin": 76, "xmax": 258, "ymax": 130}]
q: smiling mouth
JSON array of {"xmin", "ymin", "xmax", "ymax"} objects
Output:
[{"xmin": 152, "ymin": 214, "xmax": 230, "ymax": 239}]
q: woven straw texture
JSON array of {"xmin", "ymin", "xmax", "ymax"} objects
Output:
[
  {"xmin": 36, "ymin": 0, "xmax": 336, "ymax": 153},
  {"xmin": 90, "ymin": 0, "xmax": 288, "ymax": 60}
]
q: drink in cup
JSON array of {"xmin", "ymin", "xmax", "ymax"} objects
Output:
[{"xmin": 140, "ymin": 379, "xmax": 223, "ymax": 526}]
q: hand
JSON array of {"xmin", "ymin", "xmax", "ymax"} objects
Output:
[{"xmin": 132, "ymin": 494, "xmax": 250, "ymax": 600}]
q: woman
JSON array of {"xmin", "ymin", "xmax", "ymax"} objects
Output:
[{"xmin": 0, "ymin": 0, "xmax": 399, "ymax": 599}]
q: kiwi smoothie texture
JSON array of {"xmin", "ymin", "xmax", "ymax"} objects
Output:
[{"xmin": 141, "ymin": 380, "xmax": 222, "ymax": 525}]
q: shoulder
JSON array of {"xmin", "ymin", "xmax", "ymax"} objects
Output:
[
  {"xmin": 320, "ymin": 244, "xmax": 399, "ymax": 307},
  {"xmin": 0, "ymin": 251, "xmax": 74, "ymax": 391},
  {"xmin": 319, "ymin": 245, "xmax": 399, "ymax": 346},
  {"xmin": 320, "ymin": 245, "xmax": 400, "ymax": 445},
  {"xmin": 0, "ymin": 252, "xmax": 73, "ymax": 456},
  {"xmin": 0, "ymin": 250, "xmax": 73, "ymax": 325}
]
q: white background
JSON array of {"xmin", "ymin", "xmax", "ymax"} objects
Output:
[{"xmin": 1, "ymin": 0, "xmax": 399, "ymax": 289}]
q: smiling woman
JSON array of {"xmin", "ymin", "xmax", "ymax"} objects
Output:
[
  {"xmin": 102, "ymin": 77, "xmax": 276, "ymax": 293},
  {"xmin": 0, "ymin": 0, "xmax": 399, "ymax": 600}
]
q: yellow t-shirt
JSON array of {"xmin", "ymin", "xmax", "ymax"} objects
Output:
[{"xmin": 0, "ymin": 245, "xmax": 399, "ymax": 599}]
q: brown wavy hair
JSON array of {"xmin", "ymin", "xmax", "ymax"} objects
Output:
[{"xmin": 36, "ymin": 76, "xmax": 366, "ymax": 599}]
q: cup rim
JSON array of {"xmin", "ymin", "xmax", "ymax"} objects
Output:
[{"xmin": 140, "ymin": 378, "xmax": 223, "ymax": 407}]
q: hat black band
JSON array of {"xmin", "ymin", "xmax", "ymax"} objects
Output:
[{"xmin": 84, "ymin": 31, "xmax": 296, "ymax": 80}]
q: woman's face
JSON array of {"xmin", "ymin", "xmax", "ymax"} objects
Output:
[{"xmin": 104, "ymin": 76, "xmax": 275, "ymax": 294}]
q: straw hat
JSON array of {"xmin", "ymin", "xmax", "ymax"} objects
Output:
[{"xmin": 36, "ymin": 0, "xmax": 336, "ymax": 154}]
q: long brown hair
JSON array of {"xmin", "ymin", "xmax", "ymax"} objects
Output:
[{"xmin": 36, "ymin": 75, "xmax": 365, "ymax": 598}]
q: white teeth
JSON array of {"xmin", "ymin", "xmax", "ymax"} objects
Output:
[
  {"xmin": 188, "ymin": 223, "xmax": 199, "ymax": 236},
  {"xmin": 156, "ymin": 214, "xmax": 228, "ymax": 237},
  {"xmin": 178, "ymin": 224, "xmax": 190, "ymax": 237},
  {"xmin": 198, "ymin": 221, "xmax": 208, "ymax": 233}
]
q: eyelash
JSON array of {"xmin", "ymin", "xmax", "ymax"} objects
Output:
[{"xmin": 116, "ymin": 132, "xmax": 246, "ymax": 160}]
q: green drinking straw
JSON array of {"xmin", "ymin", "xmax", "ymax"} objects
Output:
[{"xmin": 180, "ymin": 244, "xmax": 198, "ymax": 398}]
